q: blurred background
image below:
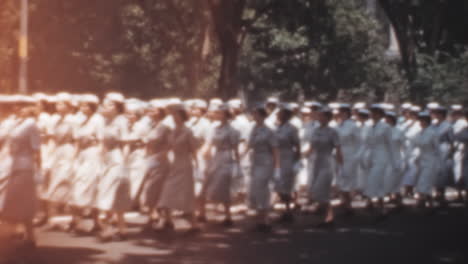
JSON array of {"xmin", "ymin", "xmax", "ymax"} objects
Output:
[{"xmin": 0, "ymin": 0, "xmax": 467, "ymax": 104}]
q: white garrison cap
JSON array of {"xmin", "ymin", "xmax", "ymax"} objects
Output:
[
  {"xmin": 451, "ymin": 104, "xmax": 463, "ymax": 111},
  {"xmin": 266, "ymin": 97, "xmax": 279, "ymax": 104},
  {"xmin": 304, "ymin": 101, "xmax": 322, "ymax": 108},
  {"xmin": 33, "ymin": 93, "xmax": 48, "ymax": 101},
  {"xmin": 427, "ymin": 102, "xmax": 440, "ymax": 110},
  {"xmin": 288, "ymin": 102, "xmax": 299, "ymax": 110},
  {"xmin": 193, "ymin": 99, "xmax": 207, "ymax": 109},
  {"xmin": 166, "ymin": 98, "xmax": 184, "ymax": 110},
  {"xmin": 386, "ymin": 111, "xmax": 396, "ymax": 117},
  {"xmin": 300, "ymin": 107, "xmax": 311, "ymax": 114},
  {"xmin": 56, "ymin": 92, "xmax": 72, "ymax": 102},
  {"xmin": 370, "ymin": 103, "xmax": 386, "ymax": 110},
  {"xmin": 358, "ymin": 109, "xmax": 370, "ymax": 115},
  {"xmin": 208, "ymin": 102, "xmax": 229, "ymax": 112},
  {"xmin": 410, "ymin": 106, "xmax": 422, "ymax": 112},
  {"xmin": 105, "ymin": 92, "xmax": 125, "ymax": 103},
  {"xmin": 381, "ymin": 103, "xmax": 395, "ymax": 111},
  {"xmin": 228, "ymin": 98, "xmax": 243, "ymax": 109},
  {"xmin": 150, "ymin": 99, "xmax": 167, "ymax": 109},
  {"xmin": 401, "ymin": 103, "xmax": 412, "ymax": 109},
  {"xmin": 353, "ymin": 102, "xmax": 366, "ymax": 109},
  {"xmin": 81, "ymin": 94, "xmax": 99, "ymax": 104},
  {"xmin": 328, "ymin": 102, "xmax": 340, "ymax": 109},
  {"xmin": 279, "ymin": 102, "xmax": 295, "ymax": 111}
]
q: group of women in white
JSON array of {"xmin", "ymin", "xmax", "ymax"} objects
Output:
[{"xmin": 1, "ymin": 92, "xmax": 468, "ymax": 246}]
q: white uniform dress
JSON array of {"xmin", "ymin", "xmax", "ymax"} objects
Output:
[
  {"xmin": 356, "ymin": 120, "xmax": 372, "ymax": 192},
  {"xmin": 335, "ymin": 119, "xmax": 360, "ymax": 192},
  {"xmin": 432, "ymin": 121, "xmax": 454, "ymax": 187},
  {"xmin": 45, "ymin": 114, "xmax": 79, "ymax": 204},
  {"xmin": 414, "ymin": 128, "xmax": 441, "ymax": 195},
  {"xmin": 384, "ymin": 126, "xmax": 405, "ymax": 194},
  {"xmin": 230, "ymin": 114, "xmax": 254, "ymax": 195},
  {"xmin": 204, "ymin": 124, "xmax": 240, "ymax": 204},
  {"xmin": 306, "ymin": 125, "xmax": 340, "ymax": 202},
  {"xmin": 274, "ymin": 122, "xmax": 300, "ymax": 196},
  {"xmin": 158, "ymin": 125, "xmax": 198, "ymax": 213},
  {"xmin": 453, "ymin": 118, "xmax": 468, "ymax": 184},
  {"xmin": 364, "ymin": 120, "xmax": 394, "ymax": 198},
  {"xmin": 97, "ymin": 115, "xmax": 132, "ymax": 212},
  {"xmin": 0, "ymin": 118, "xmax": 41, "ymax": 222},
  {"xmin": 402, "ymin": 120, "xmax": 422, "ymax": 187},
  {"xmin": 70, "ymin": 114, "xmax": 105, "ymax": 208},
  {"xmin": 138, "ymin": 121, "xmax": 171, "ymax": 210},
  {"xmin": 126, "ymin": 117, "xmax": 154, "ymax": 202},
  {"xmin": 247, "ymin": 124, "xmax": 277, "ymax": 210},
  {"xmin": 454, "ymin": 127, "xmax": 468, "ymax": 188}
]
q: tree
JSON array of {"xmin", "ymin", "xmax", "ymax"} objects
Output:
[{"xmin": 378, "ymin": 0, "xmax": 468, "ymax": 99}]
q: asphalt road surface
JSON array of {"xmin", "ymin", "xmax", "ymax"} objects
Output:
[{"xmin": 1, "ymin": 203, "xmax": 467, "ymax": 264}]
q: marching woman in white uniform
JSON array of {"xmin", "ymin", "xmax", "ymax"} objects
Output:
[
  {"xmin": 304, "ymin": 107, "xmax": 343, "ymax": 227},
  {"xmin": 138, "ymin": 100, "xmax": 171, "ymax": 229},
  {"xmin": 97, "ymin": 93, "xmax": 132, "ymax": 241},
  {"xmin": 384, "ymin": 111, "xmax": 405, "ymax": 207},
  {"xmin": 273, "ymin": 105, "xmax": 300, "ymax": 223},
  {"xmin": 454, "ymin": 109, "xmax": 468, "ymax": 204},
  {"xmin": 451, "ymin": 105, "xmax": 468, "ymax": 199},
  {"xmin": 355, "ymin": 108, "xmax": 371, "ymax": 196},
  {"xmin": 68, "ymin": 95, "xmax": 104, "ymax": 233},
  {"xmin": 42, "ymin": 93, "xmax": 79, "ymax": 227},
  {"xmin": 401, "ymin": 106, "xmax": 422, "ymax": 197},
  {"xmin": 158, "ymin": 101, "xmax": 200, "ymax": 231},
  {"xmin": 0, "ymin": 103, "xmax": 41, "ymax": 247},
  {"xmin": 243, "ymin": 106, "xmax": 279, "ymax": 231},
  {"xmin": 364, "ymin": 104, "xmax": 394, "ymax": 217},
  {"xmin": 413, "ymin": 112, "xmax": 441, "ymax": 209},
  {"xmin": 199, "ymin": 103, "xmax": 240, "ymax": 226},
  {"xmin": 430, "ymin": 106, "xmax": 454, "ymax": 206},
  {"xmin": 335, "ymin": 104, "xmax": 359, "ymax": 212}
]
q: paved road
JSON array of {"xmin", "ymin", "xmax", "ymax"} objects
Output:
[{"xmin": 1, "ymin": 204, "xmax": 468, "ymax": 264}]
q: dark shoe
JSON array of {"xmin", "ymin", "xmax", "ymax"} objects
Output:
[
  {"xmin": 163, "ymin": 221, "xmax": 175, "ymax": 231},
  {"xmin": 253, "ymin": 223, "xmax": 272, "ymax": 233},
  {"xmin": 277, "ymin": 212, "xmax": 294, "ymax": 223},
  {"xmin": 315, "ymin": 221, "xmax": 335, "ymax": 229},
  {"xmin": 221, "ymin": 219, "xmax": 234, "ymax": 227},
  {"xmin": 197, "ymin": 215, "xmax": 207, "ymax": 223}
]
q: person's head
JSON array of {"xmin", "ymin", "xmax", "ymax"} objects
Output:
[
  {"xmin": 252, "ymin": 106, "xmax": 268, "ymax": 125},
  {"xmin": 318, "ymin": 108, "xmax": 333, "ymax": 126},
  {"xmin": 418, "ymin": 112, "xmax": 432, "ymax": 128},
  {"xmin": 432, "ymin": 107, "xmax": 447, "ymax": 122},
  {"xmin": 149, "ymin": 100, "xmax": 167, "ymax": 122},
  {"xmin": 300, "ymin": 107, "xmax": 312, "ymax": 122},
  {"xmin": 370, "ymin": 104, "xmax": 385, "ymax": 121},
  {"xmin": 190, "ymin": 99, "xmax": 207, "ymax": 118},
  {"xmin": 19, "ymin": 105, "xmax": 39, "ymax": 119},
  {"xmin": 450, "ymin": 105, "xmax": 464, "ymax": 120},
  {"xmin": 385, "ymin": 112, "xmax": 397, "ymax": 126},
  {"xmin": 339, "ymin": 105, "xmax": 352, "ymax": 121},
  {"xmin": 276, "ymin": 106, "xmax": 293, "ymax": 124},
  {"xmin": 228, "ymin": 99, "xmax": 244, "ymax": 116},
  {"xmin": 265, "ymin": 97, "xmax": 279, "ymax": 115}
]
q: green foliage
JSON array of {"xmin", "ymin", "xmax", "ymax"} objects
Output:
[
  {"xmin": 240, "ymin": 0, "xmax": 407, "ymax": 103},
  {"xmin": 413, "ymin": 49, "xmax": 468, "ymax": 104}
]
